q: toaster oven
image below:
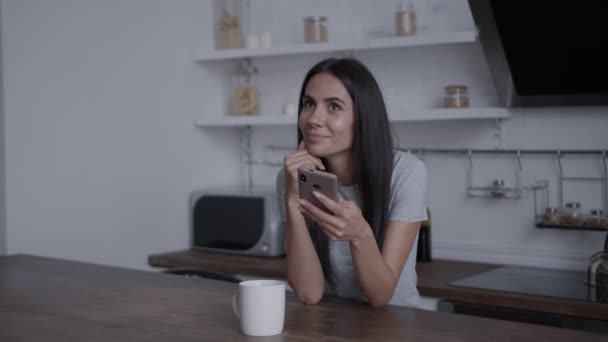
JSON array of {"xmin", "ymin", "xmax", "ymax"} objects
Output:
[{"xmin": 190, "ymin": 188, "xmax": 284, "ymax": 257}]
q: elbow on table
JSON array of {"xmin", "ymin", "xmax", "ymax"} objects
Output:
[
  {"xmin": 367, "ymin": 291, "xmax": 394, "ymax": 308},
  {"xmin": 368, "ymin": 297, "xmax": 390, "ymax": 308},
  {"xmin": 295, "ymin": 290, "xmax": 323, "ymax": 305}
]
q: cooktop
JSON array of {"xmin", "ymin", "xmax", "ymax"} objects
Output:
[{"xmin": 450, "ymin": 265, "xmax": 607, "ymax": 303}]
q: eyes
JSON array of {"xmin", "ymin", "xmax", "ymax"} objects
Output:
[
  {"xmin": 302, "ymin": 99, "xmax": 342, "ymax": 112},
  {"xmin": 302, "ymin": 99, "xmax": 315, "ymax": 109}
]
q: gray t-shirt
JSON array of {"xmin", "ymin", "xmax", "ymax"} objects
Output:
[{"xmin": 276, "ymin": 150, "xmax": 428, "ymax": 307}]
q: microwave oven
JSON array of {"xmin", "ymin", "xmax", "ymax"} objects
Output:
[{"xmin": 190, "ymin": 188, "xmax": 285, "ymax": 257}]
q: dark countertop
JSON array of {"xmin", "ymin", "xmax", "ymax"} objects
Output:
[
  {"xmin": 2, "ymin": 254, "xmax": 605, "ymax": 341},
  {"xmin": 148, "ymin": 249, "xmax": 607, "ymax": 321}
]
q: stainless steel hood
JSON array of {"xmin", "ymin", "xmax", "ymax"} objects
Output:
[{"xmin": 468, "ymin": 0, "xmax": 608, "ymax": 107}]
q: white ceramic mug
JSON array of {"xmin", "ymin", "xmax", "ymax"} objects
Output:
[{"xmin": 232, "ymin": 280, "xmax": 285, "ymax": 336}]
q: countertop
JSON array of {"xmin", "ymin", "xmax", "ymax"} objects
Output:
[
  {"xmin": 2, "ymin": 254, "xmax": 605, "ymax": 341},
  {"xmin": 148, "ymin": 249, "xmax": 607, "ymax": 321}
]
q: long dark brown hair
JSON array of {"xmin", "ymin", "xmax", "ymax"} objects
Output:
[{"xmin": 297, "ymin": 58, "xmax": 394, "ymax": 289}]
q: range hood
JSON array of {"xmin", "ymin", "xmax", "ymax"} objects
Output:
[{"xmin": 468, "ymin": 0, "xmax": 608, "ymax": 107}]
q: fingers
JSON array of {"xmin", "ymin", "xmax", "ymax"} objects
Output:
[
  {"xmin": 312, "ymin": 191, "xmax": 343, "ymax": 216},
  {"xmin": 285, "ymin": 141, "xmax": 325, "ymax": 171},
  {"xmin": 284, "ymin": 149, "xmax": 324, "ymax": 167},
  {"xmin": 298, "ymin": 199, "xmax": 344, "ymax": 236},
  {"xmin": 285, "ymin": 154, "xmax": 325, "ymax": 172}
]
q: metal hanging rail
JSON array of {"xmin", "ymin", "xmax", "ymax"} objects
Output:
[
  {"xmin": 398, "ymin": 148, "xmax": 606, "ymax": 155},
  {"xmin": 265, "ymin": 145, "xmax": 607, "ymax": 156},
  {"xmin": 263, "ymin": 145, "xmax": 608, "ymax": 215}
]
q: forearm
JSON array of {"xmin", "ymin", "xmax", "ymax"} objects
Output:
[
  {"xmin": 285, "ymin": 199, "xmax": 325, "ymax": 304},
  {"xmin": 350, "ymin": 235, "xmax": 398, "ymax": 307}
]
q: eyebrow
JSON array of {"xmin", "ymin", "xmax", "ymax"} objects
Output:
[{"xmin": 303, "ymin": 94, "xmax": 345, "ymax": 104}]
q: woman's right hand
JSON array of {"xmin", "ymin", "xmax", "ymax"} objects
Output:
[{"xmin": 284, "ymin": 141, "xmax": 325, "ymax": 205}]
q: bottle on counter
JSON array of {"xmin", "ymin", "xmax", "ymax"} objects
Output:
[{"xmin": 417, "ymin": 208, "xmax": 432, "ymax": 262}]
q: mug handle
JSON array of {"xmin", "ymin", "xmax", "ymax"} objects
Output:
[{"xmin": 232, "ymin": 291, "xmax": 240, "ymax": 318}]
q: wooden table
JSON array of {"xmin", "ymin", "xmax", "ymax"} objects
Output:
[
  {"xmin": 149, "ymin": 249, "xmax": 608, "ymax": 321},
  {"xmin": 1, "ymin": 255, "xmax": 605, "ymax": 341}
]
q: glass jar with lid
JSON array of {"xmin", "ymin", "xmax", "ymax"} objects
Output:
[
  {"xmin": 562, "ymin": 202, "xmax": 583, "ymax": 226},
  {"xmin": 232, "ymin": 59, "xmax": 258, "ymax": 116},
  {"xmin": 587, "ymin": 209, "xmax": 607, "ymax": 228},
  {"xmin": 543, "ymin": 207, "xmax": 561, "ymax": 225},
  {"xmin": 444, "ymin": 85, "xmax": 470, "ymax": 108},
  {"xmin": 304, "ymin": 16, "xmax": 328, "ymax": 43},
  {"xmin": 217, "ymin": 0, "xmax": 244, "ymax": 49},
  {"xmin": 489, "ymin": 179, "xmax": 506, "ymax": 198},
  {"xmin": 396, "ymin": 2, "xmax": 416, "ymax": 36}
]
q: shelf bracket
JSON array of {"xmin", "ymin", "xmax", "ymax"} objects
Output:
[{"xmin": 241, "ymin": 126, "xmax": 253, "ymax": 191}]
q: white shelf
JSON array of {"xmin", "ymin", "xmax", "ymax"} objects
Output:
[
  {"xmin": 195, "ymin": 107, "xmax": 511, "ymax": 128},
  {"xmin": 195, "ymin": 31, "xmax": 478, "ymax": 61},
  {"xmin": 196, "ymin": 114, "xmax": 297, "ymax": 127},
  {"xmin": 388, "ymin": 107, "xmax": 511, "ymax": 122}
]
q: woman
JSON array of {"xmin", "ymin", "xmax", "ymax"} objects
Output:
[{"xmin": 276, "ymin": 58, "xmax": 427, "ymax": 307}]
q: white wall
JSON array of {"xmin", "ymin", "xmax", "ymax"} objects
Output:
[
  {"xmin": 1, "ymin": 0, "xmax": 606, "ymax": 271},
  {"xmin": 0, "ymin": 3, "xmax": 5, "ymax": 255},
  {"xmin": 1, "ymin": 0, "xmax": 242, "ymax": 269}
]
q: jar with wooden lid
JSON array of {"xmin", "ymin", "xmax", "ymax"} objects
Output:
[
  {"xmin": 543, "ymin": 207, "xmax": 561, "ymax": 225},
  {"xmin": 396, "ymin": 2, "xmax": 416, "ymax": 36},
  {"xmin": 562, "ymin": 202, "xmax": 583, "ymax": 226},
  {"xmin": 444, "ymin": 85, "xmax": 469, "ymax": 108},
  {"xmin": 304, "ymin": 16, "xmax": 328, "ymax": 43},
  {"xmin": 217, "ymin": 0, "xmax": 244, "ymax": 49},
  {"xmin": 587, "ymin": 209, "xmax": 607, "ymax": 228},
  {"xmin": 231, "ymin": 59, "xmax": 258, "ymax": 115}
]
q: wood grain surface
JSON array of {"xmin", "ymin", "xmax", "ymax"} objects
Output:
[
  {"xmin": 1, "ymin": 255, "xmax": 606, "ymax": 341},
  {"xmin": 149, "ymin": 249, "xmax": 608, "ymax": 321}
]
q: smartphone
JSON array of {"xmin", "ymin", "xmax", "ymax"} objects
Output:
[{"xmin": 298, "ymin": 168, "xmax": 338, "ymax": 214}]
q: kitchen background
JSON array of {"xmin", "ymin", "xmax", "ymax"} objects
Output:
[{"xmin": 0, "ymin": 0, "xmax": 606, "ymax": 270}]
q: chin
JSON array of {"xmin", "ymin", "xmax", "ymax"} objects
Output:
[{"xmin": 306, "ymin": 144, "xmax": 331, "ymax": 157}]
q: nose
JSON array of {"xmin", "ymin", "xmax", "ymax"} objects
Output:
[{"xmin": 305, "ymin": 106, "xmax": 325, "ymax": 127}]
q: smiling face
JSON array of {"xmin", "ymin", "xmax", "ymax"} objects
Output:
[{"xmin": 298, "ymin": 72, "xmax": 355, "ymax": 160}]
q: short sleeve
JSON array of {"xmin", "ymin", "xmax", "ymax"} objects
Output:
[
  {"xmin": 388, "ymin": 156, "xmax": 428, "ymax": 223},
  {"xmin": 275, "ymin": 167, "xmax": 287, "ymax": 223}
]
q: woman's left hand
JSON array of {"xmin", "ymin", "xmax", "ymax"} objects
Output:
[{"xmin": 298, "ymin": 191, "xmax": 374, "ymax": 243}]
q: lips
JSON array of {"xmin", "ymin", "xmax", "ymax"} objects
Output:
[{"xmin": 304, "ymin": 133, "xmax": 330, "ymax": 144}]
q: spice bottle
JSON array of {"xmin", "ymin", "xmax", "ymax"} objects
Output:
[
  {"xmin": 587, "ymin": 210, "xmax": 607, "ymax": 228},
  {"xmin": 562, "ymin": 202, "xmax": 583, "ymax": 226},
  {"xmin": 232, "ymin": 59, "xmax": 258, "ymax": 115},
  {"xmin": 396, "ymin": 2, "xmax": 416, "ymax": 36},
  {"xmin": 444, "ymin": 85, "xmax": 470, "ymax": 108},
  {"xmin": 490, "ymin": 179, "xmax": 506, "ymax": 198},
  {"xmin": 304, "ymin": 16, "xmax": 328, "ymax": 43},
  {"xmin": 543, "ymin": 207, "xmax": 561, "ymax": 225}
]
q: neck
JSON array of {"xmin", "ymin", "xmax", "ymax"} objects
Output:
[{"xmin": 326, "ymin": 151, "xmax": 355, "ymax": 187}]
